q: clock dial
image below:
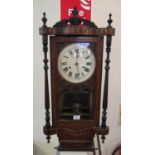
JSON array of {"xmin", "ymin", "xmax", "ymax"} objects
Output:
[{"xmin": 58, "ymin": 43, "xmax": 96, "ymax": 83}]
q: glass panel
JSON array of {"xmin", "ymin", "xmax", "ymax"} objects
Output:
[{"xmin": 60, "ymin": 89, "xmax": 92, "ymax": 120}]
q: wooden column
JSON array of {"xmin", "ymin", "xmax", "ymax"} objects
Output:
[
  {"xmin": 101, "ymin": 14, "xmax": 113, "ymax": 142},
  {"xmin": 42, "ymin": 12, "xmax": 51, "ymax": 143}
]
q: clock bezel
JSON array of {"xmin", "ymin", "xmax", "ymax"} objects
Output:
[{"xmin": 57, "ymin": 43, "xmax": 96, "ymax": 84}]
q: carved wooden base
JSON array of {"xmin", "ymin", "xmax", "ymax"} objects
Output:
[
  {"xmin": 43, "ymin": 126, "xmax": 109, "ymax": 150},
  {"xmin": 57, "ymin": 130, "xmax": 95, "ymax": 151},
  {"xmin": 56, "ymin": 140, "xmax": 95, "ymax": 151},
  {"xmin": 56, "ymin": 146, "xmax": 96, "ymax": 152}
]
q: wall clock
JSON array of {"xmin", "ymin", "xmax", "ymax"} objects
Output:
[{"xmin": 39, "ymin": 7, "xmax": 115, "ymax": 152}]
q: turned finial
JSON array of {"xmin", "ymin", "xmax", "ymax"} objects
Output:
[
  {"xmin": 72, "ymin": 6, "xmax": 78, "ymax": 17},
  {"xmin": 107, "ymin": 13, "xmax": 113, "ymax": 26},
  {"xmin": 42, "ymin": 12, "xmax": 47, "ymax": 25}
]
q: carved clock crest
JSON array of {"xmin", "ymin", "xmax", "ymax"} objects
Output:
[{"xmin": 39, "ymin": 7, "xmax": 115, "ymax": 152}]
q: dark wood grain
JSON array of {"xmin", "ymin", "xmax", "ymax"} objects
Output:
[
  {"xmin": 101, "ymin": 14, "xmax": 114, "ymax": 143},
  {"xmin": 39, "ymin": 27, "xmax": 115, "ymax": 36},
  {"xmin": 41, "ymin": 12, "xmax": 51, "ymax": 143},
  {"xmin": 50, "ymin": 36, "xmax": 103, "ymax": 129},
  {"xmin": 39, "ymin": 10, "xmax": 115, "ymax": 151}
]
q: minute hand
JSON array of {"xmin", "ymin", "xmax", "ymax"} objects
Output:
[{"xmin": 76, "ymin": 53, "xmax": 80, "ymax": 73}]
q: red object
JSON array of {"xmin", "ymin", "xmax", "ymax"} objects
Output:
[{"xmin": 61, "ymin": 0, "xmax": 91, "ymax": 20}]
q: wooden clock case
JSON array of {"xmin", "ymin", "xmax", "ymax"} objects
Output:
[{"xmin": 39, "ymin": 7, "xmax": 115, "ymax": 151}]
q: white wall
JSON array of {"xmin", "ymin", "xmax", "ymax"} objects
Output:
[{"xmin": 33, "ymin": 0, "xmax": 121, "ymax": 155}]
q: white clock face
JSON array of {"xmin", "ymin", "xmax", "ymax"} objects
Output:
[{"xmin": 58, "ymin": 43, "xmax": 96, "ymax": 83}]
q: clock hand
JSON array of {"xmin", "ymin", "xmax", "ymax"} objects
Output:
[
  {"xmin": 75, "ymin": 52, "xmax": 80, "ymax": 74},
  {"xmin": 76, "ymin": 63, "xmax": 79, "ymax": 73}
]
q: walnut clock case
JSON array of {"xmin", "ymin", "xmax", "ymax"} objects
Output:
[{"xmin": 39, "ymin": 8, "xmax": 115, "ymax": 151}]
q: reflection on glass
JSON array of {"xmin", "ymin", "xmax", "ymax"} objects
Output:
[{"xmin": 60, "ymin": 89, "xmax": 92, "ymax": 120}]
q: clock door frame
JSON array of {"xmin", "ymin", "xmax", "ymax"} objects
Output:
[{"xmin": 50, "ymin": 36, "xmax": 104, "ymax": 128}]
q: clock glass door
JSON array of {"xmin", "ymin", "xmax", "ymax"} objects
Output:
[
  {"xmin": 58, "ymin": 43, "xmax": 96, "ymax": 120},
  {"xmin": 60, "ymin": 88, "xmax": 92, "ymax": 120}
]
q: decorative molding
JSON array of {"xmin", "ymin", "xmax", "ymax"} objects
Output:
[
  {"xmin": 44, "ymin": 126, "xmax": 109, "ymax": 137},
  {"xmin": 54, "ymin": 7, "xmax": 97, "ymax": 28}
]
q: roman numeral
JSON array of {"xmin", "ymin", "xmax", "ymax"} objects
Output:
[
  {"xmin": 75, "ymin": 73, "xmax": 80, "ymax": 79},
  {"xmin": 69, "ymin": 50, "xmax": 73, "ymax": 55},
  {"xmin": 61, "ymin": 62, "xmax": 67, "ymax": 65},
  {"xmin": 86, "ymin": 62, "xmax": 91, "ymax": 66},
  {"xmin": 83, "ymin": 66, "xmax": 90, "ymax": 72},
  {"xmin": 68, "ymin": 72, "xmax": 72, "ymax": 77},
  {"xmin": 64, "ymin": 56, "xmax": 69, "ymax": 59},
  {"xmin": 75, "ymin": 48, "xmax": 79, "ymax": 53},
  {"xmin": 85, "ymin": 55, "xmax": 90, "ymax": 59},
  {"xmin": 63, "ymin": 67, "xmax": 68, "ymax": 72},
  {"xmin": 81, "ymin": 72, "xmax": 85, "ymax": 76}
]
